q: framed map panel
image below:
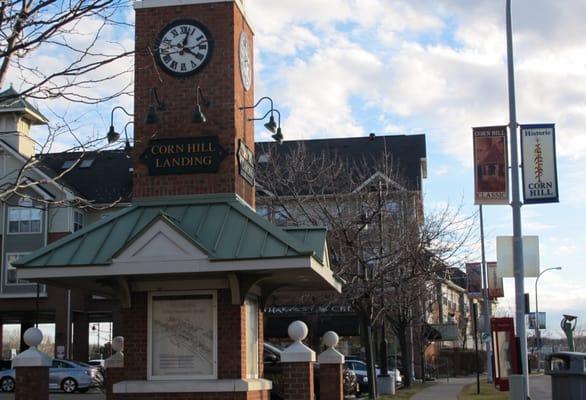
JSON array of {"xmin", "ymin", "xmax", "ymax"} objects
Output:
[{"xmin": 148, "ymin": 291, "xmax": 217, "ymax": 380}]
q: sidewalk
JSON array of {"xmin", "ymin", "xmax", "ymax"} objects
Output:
[{"xmin": 411, "ymin": 377, "xmax": 476, "ymax": 400}]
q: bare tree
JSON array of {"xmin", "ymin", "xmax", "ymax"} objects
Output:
[
  {"xmin": 256, "ymin": 141, "xmax": 475, "ymax": 392},
  {"xmin": 0, "ymin": 0, "xmax": 134, "ymax": 103}
]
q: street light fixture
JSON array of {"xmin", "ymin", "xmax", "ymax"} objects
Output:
[{"xmin": 534, "ymin": 266, "xmax": 562, "ymax": 352}]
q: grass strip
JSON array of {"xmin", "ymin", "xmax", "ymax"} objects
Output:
[{"xmin": 457, "ymin": 381, "xmax": 508, "ymax": 400}]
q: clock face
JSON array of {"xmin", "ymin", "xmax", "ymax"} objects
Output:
[
  {"xmin": 154, "ymin": 19, "xmax": 213, "ymax": 77},
  {"xmin": 239, "ymin": 31, "xmax": 252, "ymax": 91}
]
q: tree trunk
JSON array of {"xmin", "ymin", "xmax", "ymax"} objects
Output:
[
  {"xmin": 399, "ymin": 329, "xmax": 411, "ymax": 388},
  {"xmin": 361, "ymin": 312, "xmax": 378, "ymax": 399}
]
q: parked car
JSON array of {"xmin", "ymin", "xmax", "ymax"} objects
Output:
[
  {"xmin": 0, "ymin": 361, "xmax": 10, "ymax": 371},
  {"xmin": 263, "ymin": 342, "xmax": 359, "ymax": 399},
  {"xmin": 0, "ymin": 359, "xmax": 98, "ymax": 393},
  {"xmin": 344, "ymin": 357, "xmax": 402, "ymax": 395}
]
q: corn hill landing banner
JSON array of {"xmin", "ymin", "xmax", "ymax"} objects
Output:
[
  {"xmin": 520, "ymin": 124, "xmax": 559, "ymax": 204},
  {"xmin": 473, "ymin": 126, "xmax": 509, "ymax": 204}
]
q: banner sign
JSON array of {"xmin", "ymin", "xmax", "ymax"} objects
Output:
[
  {"xmin": 140, "ymin": 136, "xmax": 227, "ymax": 176},
  {"xmin": 520, "ymin": 124, "xmax": 559, "ymax": 204},
  {"xmin": 487, "ymin": 262, "xmax": 504, "ymax": 299},
  {"xmin": 237, "ymin": 139, "xmax": 255, "ymax": 186},
  {"xmin": 466, "ymin": 262, "xmax": 482, "ymax": 298},
  {"xmin": 473, "ymin": 126, "xmax": 509, "ymax": 204},
  {"xmin": 528, "ymin": 312, "xmax": 546, "ymax": 329}
]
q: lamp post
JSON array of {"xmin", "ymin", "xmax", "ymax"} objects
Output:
[{"xmin": 534, "ymin": 267, "xmax": 562, "ymax": 352}]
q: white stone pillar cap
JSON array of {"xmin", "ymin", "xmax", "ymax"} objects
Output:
[
  {"xmin": 281, "ymin": 321, "xmax": 315, "ymax": 363},
  {"xmin": 105, "ymin": 336, "xmax": 125, "ymax": 369},
  {"xmin": 318, "ymin": 331, "xmax": 344, "ymax": 364},
  {"xmin": 12, "ymin": 327, "xmax": 52, "ymax": 368}
]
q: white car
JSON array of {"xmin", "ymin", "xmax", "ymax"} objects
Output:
[{"xmin": 0, "ymin": 359, "xmax": 97, "ymax": 393}]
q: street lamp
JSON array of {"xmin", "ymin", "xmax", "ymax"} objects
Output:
[{"xmin": 534, "ymin": 267, "xmax": 562, "ymax": 352}]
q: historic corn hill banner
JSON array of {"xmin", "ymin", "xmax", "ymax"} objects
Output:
[
  {"xmin": 520, "ymin": 124, "xmax": 559, "ymax": 204},
  {"xmin": 473, "ymin": 126, "xmax": 509, "ymax": 204},
  {"xmin": 466, "ymin": 262, "xmax": 482, "ymax": 298}
]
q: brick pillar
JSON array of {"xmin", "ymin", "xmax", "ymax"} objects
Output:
[
  {"xmin": 281, "ymin": 321, "xmax": 316, "ymax": 400},
  {"xmin": 73, "ymin": 312, "xmax": 89, "ymax": 361},
  {"xmin": 318, "ymin": 331, "xmax": 345, "ymax": 400},
  {"xmin": 12, "ymin": 327, "xmax": 51, "ymax": 400},
  {"xmin": 15, "ymin": 367, "xmax": 48, "ymax": 400},
  {"xmin": 104, "ymin": 336, "xmax": 124, "ymax": 400}
]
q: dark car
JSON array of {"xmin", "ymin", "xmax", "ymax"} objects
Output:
[
  {"xmin": 344, "ymin": 357, "xmax": 402, "ymax": 395},
  {"xmin": 263, "ymin": 343, "xmax": 358, "ymax": 400}
]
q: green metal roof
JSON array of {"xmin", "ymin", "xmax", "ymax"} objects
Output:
[
  {"xmin": 15, "ymin": 194, "xmax": 327, "ymax": 268},
  {"xmin": 0, "ymin": 87, "xmax": 48, "ymax": 124}
]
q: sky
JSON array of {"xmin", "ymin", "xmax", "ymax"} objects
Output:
[
  {"xmin": 243, "ymin": 0, "xmax": 586, "ymax": 340},
  {"xmin": 9, "ymin": 0, "xmax": 586, "ymax": 339}
]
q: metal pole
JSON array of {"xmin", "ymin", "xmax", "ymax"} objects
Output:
[
  {"xmin": 505, "ymin": 0, "xmax": 528, "ymax": 397},
  {"xmin": 66, "ymin": 289, "xmax": 71, "ymax": 359},
  {"xmin": 473, "ymin": 303, "xmax": 480, "ymax": 394},
  {"xmin": 534, "ymin": 268, "xmax": 562, "ymax": 354},
  {"xmin": 479, "ymin": 205, "xmax": 493, "ymax": 382}
]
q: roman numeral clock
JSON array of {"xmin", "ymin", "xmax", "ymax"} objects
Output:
[{"xmin": 154, "ymin": 19, "xmax": 213, "ymax": 76}]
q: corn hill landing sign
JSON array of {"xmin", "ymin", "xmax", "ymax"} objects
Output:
[{"xmin": 140, "ymin": 136, "xmax": 227, "ymax": 176}]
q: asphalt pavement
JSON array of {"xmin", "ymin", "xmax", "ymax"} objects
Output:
[
  {"xmin": 0, "ymin": 374, "xmax": 552, "ymax": 400},
  {"xmin": 410, "ymin": 374, "xmax": 552, "ymax": 400}
]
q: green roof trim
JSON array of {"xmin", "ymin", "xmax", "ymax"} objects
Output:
[{"xmin": 15, "ymin": 194, "xmax": 327, "ymax": 268}]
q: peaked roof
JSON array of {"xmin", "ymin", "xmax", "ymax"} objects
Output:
[
  {"xmin": 256, "ymin": 134, "xmax": 427, "ymax": 191},
  {"xmin": 15, "ymin": 194, "xmax": 328, "ymax": 268},
  {"xmin": 0, "ymin": 87, "xmax": 48, "ymax": 124},
  {"xmin": 37, "ymin": 150, "xmax": 132, "ymax": 203}
]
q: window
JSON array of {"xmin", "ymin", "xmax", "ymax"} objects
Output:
[
  {"xmin": 74, "ymin": 211, "xmax": 84, "ymax": 232},
  {"xmin": 148, "ymin": 291, "xmax": 217, "ymax": 380},
  {"xmin": 8, "ymin": 199, "xmax": 41, "ymax": 233},
  {"xmin": 256, "ymin": 205, "xmax": 269, "ymax": 219},
  {"xmin": 79, "ymin": 159, "xmax": 95, "ymax": 168},
  {"xmin": 61, "ymin": 160, "xmax": 76, "ymax": 169},
  {"xmin": 6, "ymin": 253, "xmax": 29, "ymax": 285},
  {"xmin": 245, "ymin": 297, "xmax": 259, "ymax": 378}
]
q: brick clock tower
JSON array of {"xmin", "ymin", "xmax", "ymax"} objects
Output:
[{"xmin": 133, "ymin": 0, "xmax": 255, "ymax": 207}]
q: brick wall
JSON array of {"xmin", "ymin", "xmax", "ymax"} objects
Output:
[
  {"xmin": 15, "ymin": 367, "xmax": 48, "ymax": 400},
  {"xmin": 319, "ymin": 364, "xmax": 343, "ymax": 400},
  {"xmin": 133, "ymin": 1, "xmax": 255, "ymax": 206},
  {"xmin": 109, "ymin": 288, "xmax": 270, "ymax": 400},
  {"xmin": 282, "ymin": 362, "xmax": 314, "ymax": 400}
]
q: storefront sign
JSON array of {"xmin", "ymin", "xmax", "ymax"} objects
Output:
[
  {"xmin": 264, "ymin": 304, "xmax": 354, "ymax": 314},
  {"xmin": 520, "ymin": 124, "xmax": 559, "ymax": 204},
  {"xmin": 237, "ymin": 139, "xmax": 255, "ymax": 185},
  {"xmin": 473, "ymin": 126, "xmax": 509, "ymax": 204},
  {"xmin": 466, "ymin": 262, "xmax": 482, "ymax": 298},
  {"xmin": 140, "ymin": 136, "xmax": 227, "ymax": 176}
]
